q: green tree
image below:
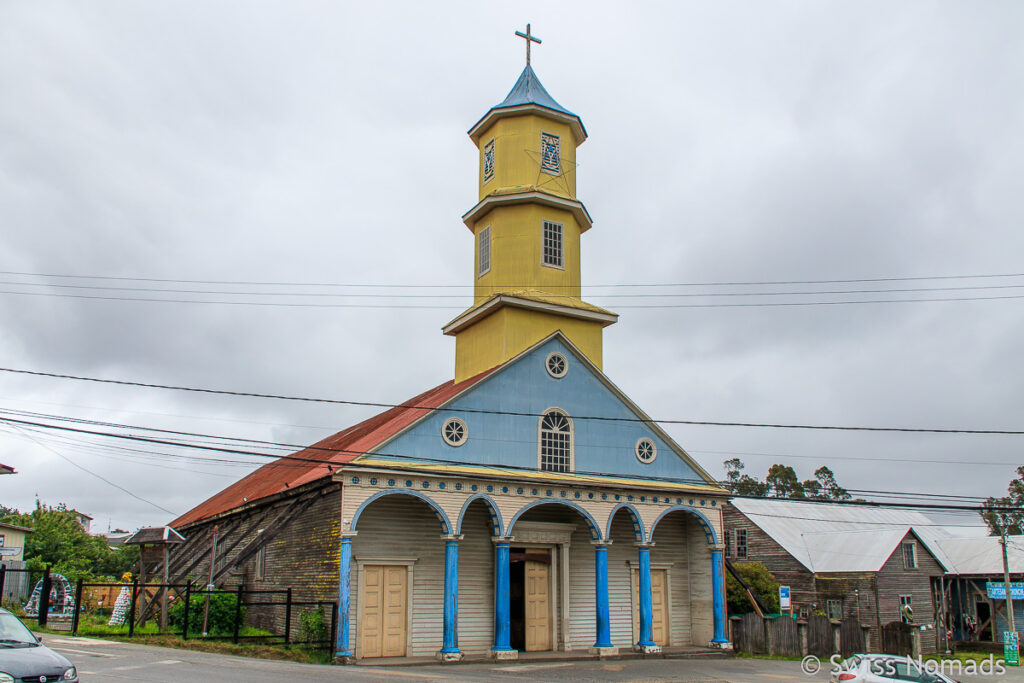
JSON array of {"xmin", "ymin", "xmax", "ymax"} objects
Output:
[
  {"xmin": 723, "ymin": 458, "xmax": 770, "ymax": 496},
  {"xmin": 726, "ymin": 561, "xmax": 781, "ymax": 615},
  {"xmin": 981, "ymin": 465, "xmax": 1024, "ymax": 536},
  {"xmin": 0, "ymin": 501, "xmax": 138, "ymax": 582},
  {"xmin": 766, "ymin": 464, "xmax": 805, "ymax": 498},
  {"xmin": 723, "ymin": 459, "xmax": 851, "ymax": 501}
]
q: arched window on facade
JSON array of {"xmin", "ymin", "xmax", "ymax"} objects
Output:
[{"xmin": 539, "ymin": 409, "xmax": 572, "ymax": 472}]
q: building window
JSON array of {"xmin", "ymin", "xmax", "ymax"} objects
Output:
[
  {"xmin": 442, "ymin": 417, "xmax": 468, "ymax": 447},
  {"xmin": 827, "ymin": 599, "xmax": 842, "ymax": 620},
  {"xmin": 0, "ymin": 535, "xmax": 5, "ymax": 548},
  {"xmin": 256, "ymin": 545, "xmax": 267, "ymax": 580},
  {"xmin": 902, "ymin": 541, "xmax": 917, "ymax": 569},
  {"xmin": 635, "ymin": 438, "xmax": 657, "ymax": 464},
  {"xmin": 899, "ymin": 595, "xmax": 913, "ymax": 624},
  {"xmin": 799, "ymin": 607, "xmax": 809, "ymax": 619},
  {"xmin": 483, "ymin": 138, "xmax": 495, "ymax": 183},
  {"xmin": 540, "ymin": 132, "xmax": 560, "ymax": 174},
  {"xmin": 539, "ymin": 409, "xmax": 572, "ymax": 473},
  {"xmin": 478, "ymin": 226, "xmax": 491, "ymax": 277},
  {"xmin": 542, "ymin": 220, "xmax": 563, "ymax": 268},
  {"xmin": 735, "ymin": 528, "xmax": 748, "ymax": 559},
  {"xmin": 545, "ymin": 352, "xmax": 568, "ymax": 378}
]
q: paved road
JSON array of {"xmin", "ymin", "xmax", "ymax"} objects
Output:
[{"xmin": 40, "ymin": 635, "xmax": 1024, "ymax": 683}]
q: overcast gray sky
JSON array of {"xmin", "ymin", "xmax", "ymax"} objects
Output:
[{"xmin": 1, "ymin": 2, "xmax": 1021, "ymax": 533}]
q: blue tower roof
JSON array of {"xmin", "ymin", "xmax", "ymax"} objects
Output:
[
  {"xmin": 469, "ymin": 65, "xmax": 587, "ymax": 143},
  {"xmin": 495, "ymin": 65, "xmax": 575, "ymax": 116}
]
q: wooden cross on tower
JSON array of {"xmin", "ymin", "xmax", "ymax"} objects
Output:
[{"xmin": 515, "ymin": 23, "xmax": 542, "ymax": 66}]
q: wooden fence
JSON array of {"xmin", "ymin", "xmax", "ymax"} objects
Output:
[{"xmin": 731, "ymin": 614, "xmax": 870, "ymax": 657}]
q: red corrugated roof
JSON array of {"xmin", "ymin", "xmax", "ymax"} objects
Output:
[{"xmin": 171, "ymin": 368, "xmax": 497, "ymax": 529}]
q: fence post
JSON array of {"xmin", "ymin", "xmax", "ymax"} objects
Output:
[
  {"xmin": 797, "ymin": 620, "xmax": 808, "ymax": 656},
  {"xmin": 128, "ymin": 578, "xmax": 139, "ymax": 637},
  {"xmin": 861, "ymin": 625, "xmax": 872, "ymax": 653},
  {"xmin": 830, "ymin": 620, "xmax": 841, "ymax": 655},
  {"xmin": 330, "ymin": 600, "xmax": 338, "ymax": 651},
  {"xmin": 182, "ymin": 583, "xmax": 191, "ymax": 640},
  {"xmin": 233, "ymin": 585, "xmax": 243, "ymax": 644},
  {"xmin": 763, "ymin": 616, "xmax": 773, "ymax": 655},
  {"xmin": 38, "ymin": 566, "xmax": 52, "ymax": 627},
  {"xmin": 910, "ymin": 627, "xmax": 921, "ymax": 660},
  {"xmin": 0, "ymin": 564, "xmax": 6, "ymax": 601},
  {"xmin": 284, "ymin": 588, "xmax": 292, "ymax": 645},
  {"xmin": 72, "ymin": 579, "xmax": 84, "ymax": 635}
]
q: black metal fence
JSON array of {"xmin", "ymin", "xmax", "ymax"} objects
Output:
[
  {"xmin": 68, "ymin": 579, "xmax": 337, "ymax": 650},
  {"xmin": 5, "ymin": 567, "xmax": 337, "ymax": 651},
  {"xmin": 0, "ymin": 564, "xmax": 34, "ymax": 606}
]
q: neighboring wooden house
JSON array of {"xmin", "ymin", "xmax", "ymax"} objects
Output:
[
  {"xmin": 919, "ymin": 532, "xmax": 1024, "ymax": 646},
  {"xmin": 0, "ymin": 522, "xmax": 34, "ymax": 602},
  {"xmin": 723, "ymin": 498, "xmax": 946, "ymax": 653}
]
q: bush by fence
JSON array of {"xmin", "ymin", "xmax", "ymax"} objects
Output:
[{"xmin": 168, "ymin": 592, "xmax": 244, "ymax": 635}]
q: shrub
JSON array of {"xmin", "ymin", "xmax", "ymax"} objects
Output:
[
  {"xmin": 298, "ymin": 606, "xmax": 327, "ymax": 645},
  {"xmin": 167, "ymin": 592, "xmax": 244, "ymax": 635},
  {"xmin": 726, "ymin": 561, "xmax": 781, "ymax": 615}
]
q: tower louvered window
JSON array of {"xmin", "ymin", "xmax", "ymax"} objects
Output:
[
  {"xmin": 542, "ymin": 221, "xmax": 563, "ymax": 268},
  {"xmin": 478, "ymin": 226, "xmax": 491, "ymax": 277},
  {"xmin": 539, "ymin": 410, "xmax": 572, "ymax": 472},
  {"xmin": 483, "ymin": 138, "xmax": 495, "ymax": 183},
  {"xmin": 540, "ymin": 132, "xmax": 560, "ymax": 174}
]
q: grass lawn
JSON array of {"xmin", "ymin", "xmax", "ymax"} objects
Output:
[{"xmin": 21, "ymin": 615, "xmax": 333, "ymax": 665}]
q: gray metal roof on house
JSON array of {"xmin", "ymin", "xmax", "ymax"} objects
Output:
[
  {"xmin": 929, "ymin": 535, "xmax": 1024, "ymax": 575},
  {"xmin": 730, "ymin": 498, "xmax": 940, "ymax": 573}
]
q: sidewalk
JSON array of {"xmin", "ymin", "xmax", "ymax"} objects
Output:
[{"xmin": 353, "ymin": 644, "xmax": 731, "ymax": 667}]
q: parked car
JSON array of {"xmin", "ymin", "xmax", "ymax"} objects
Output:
[
  {"xmin": 831, "ymin": 654, "xmax": 959, "ymax": 683},
  {"xmin": 0, "ymin": 608, "xmax": 78, "ymax": 683}
]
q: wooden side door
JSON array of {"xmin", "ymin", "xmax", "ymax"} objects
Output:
[
  {"xmin": 650, "ymin": 568, "xmax": 668, "ymax": 646},
  {"xmin": 524, "ymin": 560, "xmax": 552, "ymax": 651},
  {"xmin": 633, "ymin": 568, "xmax": 669, "ymax": 646},
  {"xmin": 360, "ymin": 565, "xmax": 407, "ymax": 658}
]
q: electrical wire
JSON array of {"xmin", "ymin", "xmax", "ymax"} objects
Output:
[
  {"xmin": 0, "ymin": 413, "xmax": 1018, "ymax": 514},
  {"xmin": 2, "ymin": 366, "xmax": 1023, "ymax": 435}
]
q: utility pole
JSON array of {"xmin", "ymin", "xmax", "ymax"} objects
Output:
[{"xmin": 1001, "ymin": 525, "xmax": 1016, "ymax": 635}]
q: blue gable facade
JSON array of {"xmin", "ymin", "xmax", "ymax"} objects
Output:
[{"xmin": 373, "ymin": 335, "xmax": 710, "ymax": 486}]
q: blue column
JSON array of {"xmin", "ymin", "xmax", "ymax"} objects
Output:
[
  {"xmin": 637, "ymin": 545, "xmax": 655, "ymax": 648},
  {"xmin": 493, "ymin": 540, "xmax": 514, "ymax": 652},
  {"xmin": 441, "ymin": 537, "xmax": 461, "ymax": 655},
  {"xmin": 594, "ymin": 543, "xmax": 613, "ymax": 649},
  {"xmin": 335, "ymin": 535, "xmax": 353, "ymax": 658},
  {"xmin": 711, "ymin": 547, "xmax": 728, "ymax": 644}
]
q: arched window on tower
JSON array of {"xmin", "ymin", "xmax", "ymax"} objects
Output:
[{"xmin": 539, "ymin": 409, "xmax": 572, "ymax": 472}]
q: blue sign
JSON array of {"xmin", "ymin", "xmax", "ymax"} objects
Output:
[
  {"xmin": 780, "ymin": 585, "xmax": 791, "ymax": 610},
  {"xmin": 987, "ymin": 582, "xmax": 1024, "ymax": 600}
]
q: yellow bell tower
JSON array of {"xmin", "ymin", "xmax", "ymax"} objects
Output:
[{"xmin": 444, "ymin": 26, "xmax": 617, "ymax": 382}]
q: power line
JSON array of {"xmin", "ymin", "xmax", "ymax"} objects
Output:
[
  {"xmin": 3, "ymin": 366, "xmax": 1023, "ymax": 435},
  {"xmin": 5, "ymin": 424, "xmax": 178, "ymax": 516},
  {"xmin": 3, "ymin": 269, "xmax": 1023, "ymax": 289},
  {"xmin": 0, "ymin": 413, "xmax": 1018, "ymax": 514},
  {"xmin": 3, "ymin": 277, "xmax": 1024, "ymax": 299},
  {"xmin": 2, "ymin": 287, "xmax": 1024, "ymax": 308}
]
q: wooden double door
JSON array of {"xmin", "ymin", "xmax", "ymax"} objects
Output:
[
  {"xmin": 510, "ymin": 548, "xmax": 553, "ymax": 651},
  {"xmin": 360, "ymin": 565, "xmax": 408, "ymax": 658}
]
